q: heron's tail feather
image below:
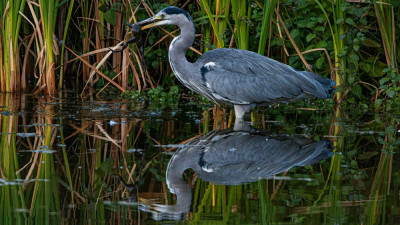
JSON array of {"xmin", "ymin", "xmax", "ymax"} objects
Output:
[
  {"xmin": 298, "ymin": 140, "xmax": 334, "ymax": 166},
  {"xmin": 303, "ymin": 72, "xmax": 336, "ymax": 99}
]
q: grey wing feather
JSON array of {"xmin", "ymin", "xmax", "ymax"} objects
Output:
[
  {"xmin": 198, "ymin": 132, "xmax": 333, "ymax": 184},
  {"xmin": 196, "ymin": 48, "xmax": 333, "ymax": 104}
]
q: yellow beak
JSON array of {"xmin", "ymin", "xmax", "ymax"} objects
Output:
[{"xmin": 134, "ymin": 16, "xmax": 162, "ymax": 30}]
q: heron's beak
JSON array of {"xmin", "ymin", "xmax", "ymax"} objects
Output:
[{"xmin": 134, "ymin": 15, "xmax": 163, "ymax": 30}]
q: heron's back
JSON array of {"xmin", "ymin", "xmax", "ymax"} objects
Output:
[{"xmin": 196, "ymin": 48, "xmax": 335, "ymax": 105}]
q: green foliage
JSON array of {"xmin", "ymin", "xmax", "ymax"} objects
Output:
[
  {"xmin": 99, "ymin": 2, "xmax": 122, "ymax": 26},
  {"xmin": 121, "ymin": 85, "xmax": 181, "ymax": 103},
  {"xmin": 1, "ymin": 0, "xmax": 399, "ymax": 109}
]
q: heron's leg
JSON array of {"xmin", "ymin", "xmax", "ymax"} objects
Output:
[
  {"xmin": 234, "ymin": 104, "xmax": 252, "ymax": 120},
  {"xmin": 233, "ymin": 120, "xmax": 254, "ymax": 131}
]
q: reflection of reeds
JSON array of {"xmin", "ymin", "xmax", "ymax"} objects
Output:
[
  {"xmin": 365, "ymin": 152, "xmax": 392, "ymax": 225},
  {"xmin": 0, "ymin": 94, "xmax": 27, "ymax": 224},
  {"xmin": 28, "ymin": 98, "xmax": 61, "ymax": 224},
  {"xmin": 310, "ymin": 104, "xmax": 344, "ymax": 223},
  {"xmin": 58, "ymin": 101, "xmax": 74, "ymax": 204},
  {"xmin": 1, "ymin": 92, "xmax": 397, "ymax": 224},
  {"xmin": 364, "ymin": 118, "xmax": 396, "ymax": 225}
]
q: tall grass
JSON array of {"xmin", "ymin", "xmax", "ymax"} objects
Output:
[
  {"xmin": 0, "ymin": 0, "xmax": 26, "ymax": 92},
  {"xmin": 78, "ymin": 0, "xmax": 90, "ymax": 84},
  {"xmin": 315, "ymin": 0, "xmax": 346, "ymax": 101},
  {"xmin": 374, "ymin": 0, "xmax": 398, "ymax": 104},
  {"xmin": 374, "ymin": 0, "xmax": 397, "ymax": 69},
  {"xmin": 0, "ymin": 0, "xmax": 398, "ymax": 106},
  {"xmin": 231, "ymin": 0, "xmax": 251, "ymax": 50},
  {"xmin": 258, "ymin": 0, "xmax": 278, "ymax": 55},
  {"xmin": 38, "ymin": 0, "xmax": 59, "ymax": 94},
  {"xmin": 200, "ymin": 0, "xmax": 226, "ymax": 49},
  {"xmin": 59, "ymin": 0, "xmax": 75, "ymax": 90}
]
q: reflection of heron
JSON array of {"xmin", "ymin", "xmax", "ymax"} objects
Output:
[
  {"xmin": 140, "ymin": 123, "xmax": 334, "ymax": 220},
  {"xmin": 133, "ymin": 7, "xmax": 335, "ymax": 119}
]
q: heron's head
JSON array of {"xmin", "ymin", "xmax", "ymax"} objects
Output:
[{"xmin": 135, "ymin": 6, "xmax": 192, "ymax": 30}]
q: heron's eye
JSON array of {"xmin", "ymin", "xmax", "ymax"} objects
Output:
[{"xmin": 161, "ymin": 14, "xmax": 166, "ymax": 19}]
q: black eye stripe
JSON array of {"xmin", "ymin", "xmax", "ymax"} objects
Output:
[{"xmin": 162, "ymin": 6, "xmax": 191, "ymax": 21}]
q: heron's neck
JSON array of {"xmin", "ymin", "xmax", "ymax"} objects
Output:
[
  {"xmin": 168, "ymin": 21, "xmax": 195, "ymax": 77},
  {"xmin": 166, "ymin": 153, "xmax": 192, "ymax": 209}
]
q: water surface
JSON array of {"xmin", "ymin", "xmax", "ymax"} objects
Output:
[{"xmin": 0, "ymin": 93, "xmax": 398, "ymax": 224}]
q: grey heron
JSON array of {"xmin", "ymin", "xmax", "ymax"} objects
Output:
[
  {"xmin": 133, "ymin": 6, "xmax": 335, "ymax": 119},
  {"xmin": 139, "ymin": 123, "xmax": 333, "ymax": 220}
]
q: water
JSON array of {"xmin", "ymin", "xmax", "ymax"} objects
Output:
[{"xmin": 0, "ymin": 93, "xmax": 398, "ymax": 224}]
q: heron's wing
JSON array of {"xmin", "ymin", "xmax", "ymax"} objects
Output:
[
  {"xmin": 197, "ymin": 48, "xmax": 333, "ymax": 104},
  {"xmin": 198, "ymin": 133, "xmax": 333, "ymax": 184}
]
